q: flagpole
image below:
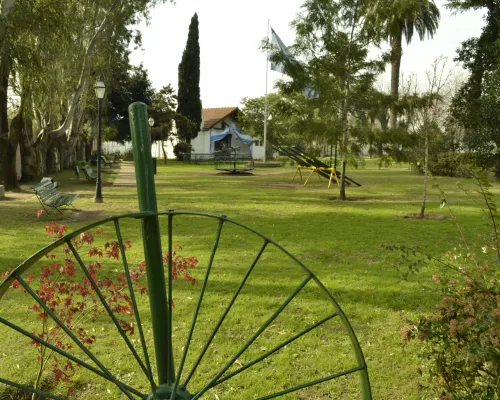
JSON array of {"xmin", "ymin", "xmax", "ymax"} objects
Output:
[{"xmin": 263, "ymin": 19, "xmax": 269, "ymax": 163}]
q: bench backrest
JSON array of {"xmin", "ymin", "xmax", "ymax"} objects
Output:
[
  {"xmin": 33, "ymin": 180, "xmax": 59, "ymax": 201},
  {"xmin": 82, "ymin": 165, "xmax": 97, "ymax": 178}
]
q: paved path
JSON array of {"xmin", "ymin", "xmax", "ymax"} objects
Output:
[{"xmin": 113, "ymin": 161, "xmax": 137, "ymax": 187}]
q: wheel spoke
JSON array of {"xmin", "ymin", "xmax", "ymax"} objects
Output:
[
  {"xmin": 184, "ymin": 239, "xmax": 269, "ymax": 386},
  {"xmin": 67, "ymin": 239, "xmax": 152, "ymax": 382},
  {"xmin": 15, "ymin": 274, "xmax": 137, "ymax": 400},
  {"xmin": 0, "ymin": 377, "xmax": 65, "ymax": 400},
  {"xmin": 192, "ymin": 274, "xmax": 313, "ymax": 400},
  {"xmin": 0, "ymin": 316, "xmax": 145, "ymax": 398},
  {"xmin": 255, "ymin": 366, "xmax": 365, "ymax": 400},
  {"xmin": 214, "ymin": 312, "xmax": 340, "ymax": 386},
  {"xmin": 114, "ymin": 219, "xmax": 157, "ymax": 394},
  {"xmin": 170, "ymin": 217, "xmax": 225, "ymax": 399}
]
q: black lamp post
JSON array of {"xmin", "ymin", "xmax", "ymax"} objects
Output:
[
  {"xmin": 94, "ymin": 80, "xmax": 105, "ymax": 203},
  {"xmin": 148, "ymin": 117, "xmax": 157, "ymax": 174}
]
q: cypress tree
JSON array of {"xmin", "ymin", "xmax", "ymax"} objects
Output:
[{"xmin": 177, "ymin": 13, "xmax": 201, "ymax": 147}]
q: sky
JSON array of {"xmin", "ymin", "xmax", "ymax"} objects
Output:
[{"xmin": 129, "ymin": 0, "xmax": 486, "ymax": 108}]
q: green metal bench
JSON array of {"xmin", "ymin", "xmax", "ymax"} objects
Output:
[
  {"xmin": 0, "ymin": 103, "xmax": 371, "ymax": 399},
  {"xmin": 82, "ymin": 165, "xmax": 97, "ymax": 183},
  {"xmin": 101, "ymin": 155, "xmax": 120, "ymax": 169},
  {"xmin": 32, "ymin": 179, "xmax": 78, "ymax": 214}
]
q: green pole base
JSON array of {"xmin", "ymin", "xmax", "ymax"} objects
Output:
[{"xmin": 147, "ymin": 384, "xmax": 193, "ymax": 400}]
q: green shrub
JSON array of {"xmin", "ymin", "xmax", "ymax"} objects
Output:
[
  {"xmin": 429, "ymin": 152, "xmax": 477, "ymax": 177},
  {"xmin": 173, "ymin": 142, "xmax": 192, "ymax": 161}
]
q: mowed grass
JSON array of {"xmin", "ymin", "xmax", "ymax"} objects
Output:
[{"xmin": 0, "ymin": 160, "xmax": 496, "ymax": 399}]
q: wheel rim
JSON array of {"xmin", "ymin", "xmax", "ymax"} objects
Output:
[{"xmin": 0, "ymin": 211, "xmax": 371, "ymax": 399}]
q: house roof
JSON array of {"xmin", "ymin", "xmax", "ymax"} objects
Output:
[{"xmin": 202, "ymin": 107, "xmax": 239, "ymax": 130}]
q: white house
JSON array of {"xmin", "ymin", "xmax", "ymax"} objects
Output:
[
  {"xmin": 191, "ymin": 107, "xmax": 264, "ymax": 159},
  {"xmin": 104, "ymin": 107, "xmax": 264, "ymax": 160}
]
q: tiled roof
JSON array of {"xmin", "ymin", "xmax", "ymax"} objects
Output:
[{"xmin": 202, "ymin": 107, "xmax": 238, "ymax": 130}]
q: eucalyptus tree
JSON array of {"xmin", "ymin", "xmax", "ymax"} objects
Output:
[
  {"xmin": 365, "ymin": 0, "xmax": 440, "ymax": 129},
  {"xmin": 0, "ymin": 0, "xmax": 173, "ymax": 186},
  {"xmin": 271, "ymin": 0, "xmax": 383, "ymax": 199}
]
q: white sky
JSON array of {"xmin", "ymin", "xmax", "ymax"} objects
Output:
[{"xmin": 129, "ymin": 0, "xmax": 485, "ymax": 108}]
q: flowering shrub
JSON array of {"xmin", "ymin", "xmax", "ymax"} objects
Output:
[
  {"xmin": 386, "ymin": 173, "xmax": 500, "ymax": 399},
  {"xmin": 2, "ymin": 221, "xmax": 198, "ymax": 394}
]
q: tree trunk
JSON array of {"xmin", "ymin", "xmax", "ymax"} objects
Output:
[
  {"xmin": 0, "ymin": 0, "xmax": 15, "ymax": 189},
  {"xmin": 337, "ymin": 1, "xmax": 359, "ymax": 200},
  {"xmin": 339, "ymin": 100, "xmax": 349, "ymax": 200},
  {"xmin": 339, "ymin": 160, "xmax": 347, "ymax": 200},
  {"xmin": 76, "ymin": 137, "xmax": 86, "ymax": 161},
  {"xmin": 0, "ymin": 27, "xmax": 13, "ymax": 188},
  {"xmin": 390, "ymin": 31, "xmax": 403, "ymax": 130},
  {"xmin": 493, "ymin": 158, "xmax": 500, "ymax": 180},
  {"xmin": 420, "ymin": 131, "xmax": 429, "ymax": 218},
  {"xmin": 161, "ymin": 128, "xmax": 167, "ymax": 164},
  {"xmin": 18, "ymin": 110, "xmax": 49, "ymax": 181}
]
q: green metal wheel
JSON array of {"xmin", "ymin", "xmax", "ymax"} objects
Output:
[{"xmin": 0, "ymin": 103, "xmax": 371, "ymax": 399}]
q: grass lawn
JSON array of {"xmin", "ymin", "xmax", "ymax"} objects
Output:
[{"xmin": 0, "ymin": 159, "xmax": 497, "ymax": 399}]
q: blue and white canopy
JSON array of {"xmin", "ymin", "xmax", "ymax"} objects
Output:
[{"xmin": 210, "ymin": 127, "xmax": 254, "ymax": 145}]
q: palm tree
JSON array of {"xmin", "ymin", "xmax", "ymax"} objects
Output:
[{"xmin": 365, "ymin": 0, "xmax": 440, "ymax": 129}]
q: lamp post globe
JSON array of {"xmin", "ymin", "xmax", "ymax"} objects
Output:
[{"xmin": 93, "ymin": 80, "xmax": 105, "ymax": 203}]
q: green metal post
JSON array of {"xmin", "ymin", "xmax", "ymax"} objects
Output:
[{"xmin": 129, "ymin": 102, "xmax": 174, "ymax": 385}]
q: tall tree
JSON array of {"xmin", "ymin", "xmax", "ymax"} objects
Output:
[
  {"xmin": 272, "ymin": 0, "xmax": 382, "ymax": 199},
  {"xmin": 402, "ymin": 58, "xmax": 452, "ymax": 217},
  {"xmin": 149, "ymin": 84, "xmax": 178, "ymax": 164},
  {"xmin": 108, "ymin": 64, "xmax": 155, "ymax": 142},
  {"xmin": 365, "ymin": 0, "xmax": 440, "ymax": 128},
  {"xmin": 448, "ymin": 1, "xmax": 500, "ymax": 176},
  {"xmin": 176, "ymin": 13, "xmax": 201, "ymax": 147}
]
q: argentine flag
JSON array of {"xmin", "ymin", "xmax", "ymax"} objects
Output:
[
  {"xmin": 270, "ymin": 27, "xmax": 290, "ymax": 74},
  {"xmin": 270, "ymin": 27, "xmax": 318, "ymax": 99}
]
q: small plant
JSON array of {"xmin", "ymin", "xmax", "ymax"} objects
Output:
[
  {"xmin": 385, "ymin": 172, "xmax": 500, "ymax": 399},
  {"xmin": 2, "ymin": 221, "xmax": 198, "ymax": 396}
]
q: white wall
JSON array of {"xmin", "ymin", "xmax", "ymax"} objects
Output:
[
  {"xmin": 102, "ymin": 141, "xmax": 132, "ymax": 154},
  {"xmin": 151, "ymin": 138, "xmax": 177, "ymax": 159},
  {"xmin": 191, "ymin": 131, "xmax": 210, "ymax": 154},
  {"xmin": 252, "ymin": 144, "xmax": 264, "ymax": 160},
  {"xmin": 103, "ymin": 140, "xmax": 177, "ymax": 159}
]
